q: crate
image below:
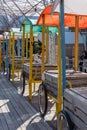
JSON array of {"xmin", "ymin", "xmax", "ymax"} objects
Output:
[
  {"xmin": 42, "ymin": 70, "xmax": 87, "ymax": 99},
  {"xmin": 23, "ymin": 63, "xmax": 57, "ymax": 80},
  {"xmin": 64, "ymin": 87, "xmax": 87, "ymax": 130},
  {"xmin": 9, "ymin": 57, "xmax": 29, "ymax": 69}
]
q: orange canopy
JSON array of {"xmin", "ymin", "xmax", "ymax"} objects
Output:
[{"xmin": 37, "ymin": 5, "xmax": 87, "ymax": 28}]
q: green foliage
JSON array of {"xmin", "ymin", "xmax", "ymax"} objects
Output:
[{"xmin": 33, "ymin": 44, "xmax": 41, "ymax": 54}]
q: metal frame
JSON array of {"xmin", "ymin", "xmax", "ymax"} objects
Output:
[
  {"xmin": 38, "ymin": 12, "xmax": 63, "ymax": 115},
  {"xmin": 9, "ymin": 28, "xmax": 29, "ymax": 82},
  {"xmin": 28, "ymin": 25, "xmax": 42, "ymax": 100}
]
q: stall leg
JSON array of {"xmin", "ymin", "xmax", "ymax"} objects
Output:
[
  {"xmin": 33, "ymin": 83, "xmax": 35, "ymax": 92},
  {"xmin": 56, "ymin": 102, "xmax": 62, "ymax": 116},
  {"xmin": 29, "ymin": 81, "xmax": 32, "ymax": 100}
]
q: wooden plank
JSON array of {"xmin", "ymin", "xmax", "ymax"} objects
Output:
[
  {"xmin": 0, "ymin": 75, "xmax": 53, "ymax": 130},
  {"xmin": 0, "ymin": 92, "xmax": 23, "ymax": 130},
  {"xmin": 4, "ymin": 91, "xmax": 31, "ymax": 129},
  {"xmin": 42, "ymin": 70, "xmax": 87, "ymax": 99},
  {"xmin": 44, "ymin": 81, "xmax": 57, "ymax": 99},
  {"xmin": 0, "ymin": 107, "xmax": 9, "ymax": 130},
  {"xmin": 43, "ymin": 70, "xmax": 87, "ymax": 85},
  {"xmin": 0, "ymin": 78, "xmax": 22, "ymax": 130},
  {"xmin": 4, "ymin": 78, "xmax": 37, "ymax": 115},
  {"xmin": 23, "ymin": 63, "xmax": 57, "ymax": 75},
  {"xmin": 64, "ymin": 88, "xmax": 87, "ymax": 114},
  {"xmin": 6, "ymin": 80, "xmax": 53, "ymax": 130},
  {"xmin": 72, "ymin": 87, "xmax": 87, "ymax": 99},
  {"xmin": 64, "ymin": 108, "xmax": 87, "ymax": 130},
  {"xmin": 0, "ymin": 76, "xmax": 34, "ymax": 130},
  {"xmin": 0, "ymin": 98, "xmax": 15, "ymax": 130},
  {"xmin": 64, "ymin": 88, "xmax": 87, "ymax": 129},
  {"xmin": 64, "ymin": 99, "xmax": 87, "ymax": 124}
]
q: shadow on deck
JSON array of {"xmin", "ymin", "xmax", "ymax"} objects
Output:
[{"xmin": 0, "ymin": 72, "xmax": 53, "ymax": 130}]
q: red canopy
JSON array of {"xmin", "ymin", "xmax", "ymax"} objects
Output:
[{"xmin": 37, "ymin": 5, "xmax": 87, "ymax": 28}]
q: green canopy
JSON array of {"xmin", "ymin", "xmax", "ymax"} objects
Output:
[
  {"xmin": 21, "ymin": 19, "xmax": 58, "ymax": 34},
  {"xmin": 20, "ymin": 19, "xmax": 42, "ymax": 34},
  {"xmin": 20, "ymin": 19, "xmax": 32, "ymax": 33},
  {"xmin": 32, "ymin": 25, "xmax": 42, "ymax": 34},
  {"xmin": 48, "ymin": 26, "xmax": 58, "ymax": 33},
  {"xmin": 23, "ymin": 19, "xmax": 32, "ymax": 26}
]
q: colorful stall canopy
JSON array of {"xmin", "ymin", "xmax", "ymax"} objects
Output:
[
  {"xmin": 37, "ymin": 5, "xmax": 87, "ymax": 28},
  {"xmin": 32, "ymin": 25, "xmax": 42, "ymax": 34},
  {"xmin": 21, "ymin": 19, "xmax": 42, "ymax": 33},
  {"xmin": 20, "ymin": 19, "xmax": 32, "ymax": 33},
  {"xmin": 48, "ymin": 26, "xmax": 58, "ymax": 33},
  {"xmin": 23, "ymin": 19, "xmax": 32, "ymax": 26}
]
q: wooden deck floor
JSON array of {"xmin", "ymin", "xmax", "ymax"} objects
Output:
[
  {"xmin": 0, "ymin": 73, "xmax": 53, "ymax": 130},
  {"xmin": 12, "ymin": 75, "xmax": 57, "ymax": 130}
]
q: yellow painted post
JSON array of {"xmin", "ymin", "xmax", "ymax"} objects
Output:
[
  {"xmin": 0, "ymin": 40, "xmax": 1, "ymax": 70},
  {"xmin": 29, "ymin": 26, "xmax": 33, "ymax": 100},
  {"xmin": 12, "ymin": 33, "xmax": 15, "ymax": 82},
  {"xmin": 10, "ymin": 31, "xmax": 13, "ymax": 57},
  {"xmin": 74, "ymin": 16, "xmax": 79, "ymax": 71},
  {"xmin": 26, "ymin": 33, "xmax": 28, "ymax": 58},
  {"xmin": 22, "ymin": 24, "xmax": 25, "ymax": 64},
  {"xmin": 33, "ymin": 83, "xmax": 35, "ymax": 92},
  {"xmin": 56, "ymin": 26, "xmax": 62, "ymax": 115},
  {"xmin": 9, "ymin": 31, "xmax": 11, "ymax": 57},
  {"xmin": 42, "ymin": 14, "xmax": 45, "ymax": 72},
  {"xmin": 46, "ymin": 26, "xmax": 49, "ymax": 63}
]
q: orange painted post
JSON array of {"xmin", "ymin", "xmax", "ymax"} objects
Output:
[{"xmin": 74, "ymin": 16, "xmax": 79, "ymax": 71}]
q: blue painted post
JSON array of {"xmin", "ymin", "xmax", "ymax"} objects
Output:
[
  {"xmin": 60, "ymin": 0, "xmax": 66, "ymax": 90},
  {"xmin": 3, "ymin": 41, "xmax": 5, "ymax": 53}
]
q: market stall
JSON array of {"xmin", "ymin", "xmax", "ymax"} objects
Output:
[
  {"xmin": 37, "ymin": 2, "xmax": 87, "ymax": 121},
  {"xmin": 51, "ymin": 0, "xmax": 87, "ymax": 130}
]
